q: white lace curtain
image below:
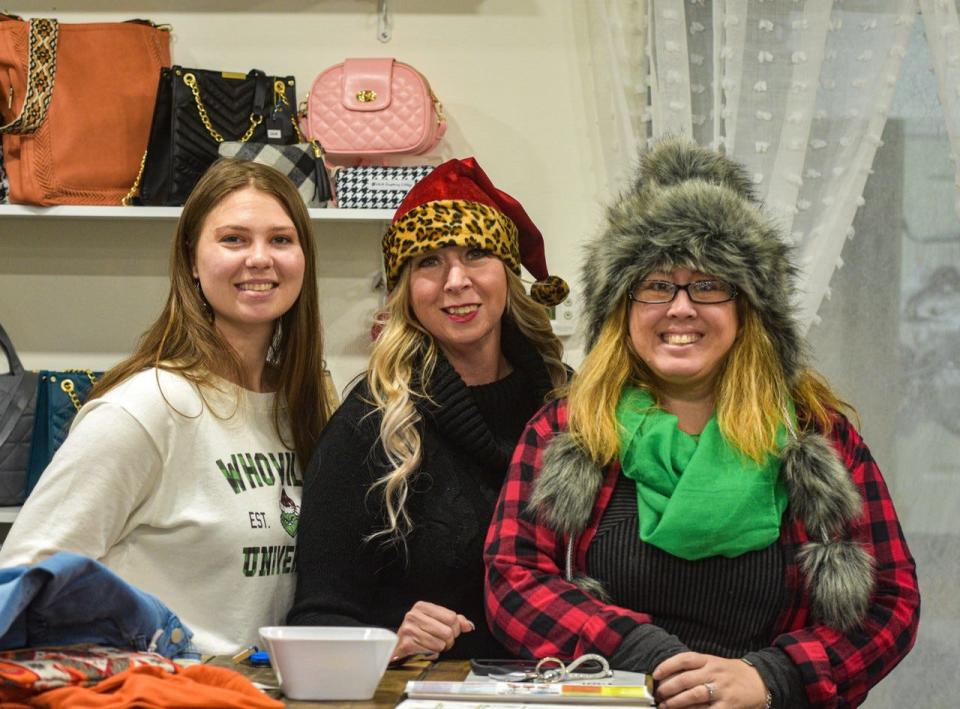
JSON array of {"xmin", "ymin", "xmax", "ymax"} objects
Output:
[
  {"xmin": 919, "ymin": 0, "xmax": 960, "ymax": 218},
  {"xmin": 584, "ymin": 0, "xmax": 650, "ymax": 194},
  {"xmin": 585, "ymin": 0, "xmax": 915, "ymax": 330}
]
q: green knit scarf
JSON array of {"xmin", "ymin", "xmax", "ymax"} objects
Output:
[{"xmin": 615, "ymin": 387, "xmax": 790, "ymax": 560}]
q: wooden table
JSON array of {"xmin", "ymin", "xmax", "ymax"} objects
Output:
[{"xmin": 207, "ymin": 656, "xmax": 470, "ymax": 708}]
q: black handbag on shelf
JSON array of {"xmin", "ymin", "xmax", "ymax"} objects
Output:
[
  {"xmin": 138, "ymin": 66, "xmax": 297, "ymax": 206},
  {"xmin": 0, "ymin": 323, "xmax": 36, "ymax": 505}
]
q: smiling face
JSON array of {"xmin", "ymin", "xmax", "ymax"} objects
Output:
[
  {"xmin": 408, "ymin": 244, "xmax": 508, "ymax": 368},
  {"xmin": 192, "ymin": 185, "xmax": 306, "ymax": 350},
  {"xmin": 628, "ymin": 266, "xmax": 739, "ymax": 398}
]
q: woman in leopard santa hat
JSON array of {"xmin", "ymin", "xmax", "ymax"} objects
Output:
[{"xmin": 290, "ymin": 158, "xmax": 570, "ymax": 661}]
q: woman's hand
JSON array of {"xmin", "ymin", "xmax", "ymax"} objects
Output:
[
  {"xmin": 391, "ymin": 600, "xmax": 474, "ymax": 661},
  {"xmin": 652, "ymin": 652, "xmax": 769, "ymax": 708}
]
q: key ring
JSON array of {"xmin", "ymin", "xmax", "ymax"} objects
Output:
[{"xmin": 533, "ymin": 654, "xmax": 612, "ymax": 683}]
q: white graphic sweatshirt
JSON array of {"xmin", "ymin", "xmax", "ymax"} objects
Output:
[{"xmin": 0, "ymin": 368, "xmax": 302, "ymax": 654}]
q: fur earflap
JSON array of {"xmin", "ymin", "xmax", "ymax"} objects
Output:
[
  {"xmin": 797, "ymin": 540, "xmax": 875, "ymax": 632},
  {"xmin": 580, "ymin": 138, "xmax": 807, "ymax": 384},
  {"xmin": 781, "ymin": 430, "xmax": 874, "ymax": 630},
  {"xmin": 781, "ymin": 431, "xmax": 863, "ymax": 537},
  {"xmin": 528, "ymin": 432, "xmax": 606, "ymax": 536}
]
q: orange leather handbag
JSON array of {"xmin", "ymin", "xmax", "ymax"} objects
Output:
[{"xmin": 0, "ymin": 14, "xmax": 171, "ymax": 205}]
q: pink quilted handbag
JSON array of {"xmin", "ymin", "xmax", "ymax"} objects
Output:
[{"xmin": 302, "ymin": 58, "xmax": 446, "ymax": 161}]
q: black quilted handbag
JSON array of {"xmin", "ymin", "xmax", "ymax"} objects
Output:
[
  {"xmin": 137, "ymin": 67, "xmax": 297, "ymax": 206},
  {"xmin": 0, "ymin": 323, "xmax": 36, "ymax": 505}
]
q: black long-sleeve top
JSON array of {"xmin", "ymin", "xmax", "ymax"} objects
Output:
[{"xmin": 288, "ymin": 323, "xmax": 555, "ymax": 659}]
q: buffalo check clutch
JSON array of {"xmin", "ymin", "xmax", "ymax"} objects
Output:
[{"xmin": 218, "ymin": 142, "xmax": 332, "ymax": 207}]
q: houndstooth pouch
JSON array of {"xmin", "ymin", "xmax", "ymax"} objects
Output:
[
  {"xmin": 334, "ymin": 165, "xmax": 433, "ymax": 209},
  {"xmin": 217, "ymin": 142, "xmax": 331, "ymax": 207}
]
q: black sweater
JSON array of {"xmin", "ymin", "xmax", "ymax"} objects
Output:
[{"xmin": 288, "ymin": 324, "xmax": 555, "ymax": 659}]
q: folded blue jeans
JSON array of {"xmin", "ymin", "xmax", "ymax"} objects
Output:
[{"xmin": 0, "ymin": 551, "xmax": 198, "ymax": 660}]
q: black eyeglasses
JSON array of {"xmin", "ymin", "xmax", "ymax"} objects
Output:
[{"xmin": 628, "ymin": 279, "xmax": 738, "ymax": 304}]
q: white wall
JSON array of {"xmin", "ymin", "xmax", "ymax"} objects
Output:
[{"xmin": 0, "ymin": 1, "xmax": 611, "ymax": 390}]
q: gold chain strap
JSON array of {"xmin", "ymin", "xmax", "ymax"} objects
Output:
[
  {"xmin": 183, "ymin": 72, "xmax": 262, "ymax": 144},
  {"xmin": 279, "ymin": 80, "xmax": 318, "ymax": 153},
  {"xmin": 56, "ymin": 369, "xmax": 99, "ymax": 412},
  {"xmin": 429, "ymin": 88, "xmax": 445, "ymax": 125},
  {"xmin": 413, "ymin": 68, "xmax": 444, "ymax": 126},
  {"xmin": 122, "ymin": 150, "xmax": 148, "ymax": 206},
  {"xmin": 290, "ymin": 94, "xmax": 327, "ymax": 159},
  {"xmin": 290, "ymin": 114, "xmax": 324, "ymax": 158}
]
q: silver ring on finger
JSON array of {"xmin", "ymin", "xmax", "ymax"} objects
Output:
[{"xmin": 704, "ymin": 682, "xmax": 717, "ymax": 703}]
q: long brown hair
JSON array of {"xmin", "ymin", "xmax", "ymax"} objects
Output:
[{"xmin": 92, "ymin": 159, "xmax": 331, "ymax": 463}]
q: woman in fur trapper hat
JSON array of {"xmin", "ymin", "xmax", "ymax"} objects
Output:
[
  {"xmin": 289, "ymin": 157, "xmax": 569, "ymax": 660},
  {"xmin": 484, "ymin": 139, "xmax": 919, "ymax": 708}
]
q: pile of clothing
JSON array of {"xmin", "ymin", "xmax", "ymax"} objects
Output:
[{"xmin": 0, "ymin": 552, "xmax": 279, "ymax": 707}]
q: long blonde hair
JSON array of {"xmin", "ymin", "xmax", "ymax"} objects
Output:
[
  {"xmin": 91, "ymin": 159, "xmax": 332, "ymax": 464},
  {"xmin": 366, "ymin": 266, "xmax": 566, "ymax": 543},
  {"xmin": 566, "ymin": 295, "xmax": 851, "ymax": 466}
]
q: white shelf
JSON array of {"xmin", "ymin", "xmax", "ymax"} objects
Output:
[
  {"xmin": 0, "ymin": 506, "xmax": 21, "ymax": 524},
  {"xmin": 0, "ymin": 205, "xmax": 394, "ymax": 222}
]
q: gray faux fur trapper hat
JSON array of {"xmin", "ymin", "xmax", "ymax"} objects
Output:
[{"xmin": 580, "ymin": 138, "xmax": 806, "ymax": 383}]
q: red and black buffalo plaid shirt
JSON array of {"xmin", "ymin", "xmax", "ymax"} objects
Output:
[{"xmin": 484, "ymin": 398, "xmax": 919, "ymax": 708}]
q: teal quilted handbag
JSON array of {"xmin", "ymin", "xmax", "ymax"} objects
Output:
[{"xmin": 25, "ymin": 369, "xmax": 102, "ymax": 496}]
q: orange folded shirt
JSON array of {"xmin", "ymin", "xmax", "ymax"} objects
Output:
[{"xmin": 6, "ymin": 664, "xmax": 283, "ymax": 709}]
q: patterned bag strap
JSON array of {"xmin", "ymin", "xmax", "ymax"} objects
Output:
[{"xmin": 0, "ymin": 18, "xmax": 59, "ymax": 135}]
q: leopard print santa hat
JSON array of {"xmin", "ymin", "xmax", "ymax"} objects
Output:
[{"xmin": 382, "ymin": 157, "xmax": 569, "ymax": 307}]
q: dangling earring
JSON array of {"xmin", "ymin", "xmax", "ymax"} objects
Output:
[{"xmin": 194, "ymin": 278, "xmax": 213, "ymax": 321}]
